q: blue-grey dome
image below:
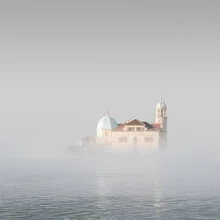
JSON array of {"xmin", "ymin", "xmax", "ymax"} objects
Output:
[{"xmin": 97, "ymin": 115, "xmax": 118, "ymax": 130}]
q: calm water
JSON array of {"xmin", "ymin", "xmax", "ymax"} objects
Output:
[{"xmin": 0, "ymin": 148, "xmax": 220, "ymax": 219}]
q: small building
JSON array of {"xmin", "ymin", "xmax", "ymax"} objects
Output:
[{"xmin": 95, "ymin": 100, "xmax": 167, "ymax": 149}]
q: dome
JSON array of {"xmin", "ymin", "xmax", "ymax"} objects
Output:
[
  {"xmin": 97, "ymin": 114, "xmax": 118, "ymax": 130},
  {"xmin": 156, "ymin": 100, "xmax": 167, "ymax": 109}
]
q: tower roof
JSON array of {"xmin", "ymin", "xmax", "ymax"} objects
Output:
[{"xmin": 156, "ymin": 99, "xmax": 167, "ymax": 109}]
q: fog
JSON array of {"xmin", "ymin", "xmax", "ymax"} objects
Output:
[
  {"xmin": 0, "ymin": 1, "xmax": 220, "ymax": 218},
  {"xmin": 0, "ymin": 0, "xmax": 220, "ymax": 156}
]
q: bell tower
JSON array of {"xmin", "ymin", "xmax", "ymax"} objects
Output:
[
  {"xmin": 156, "ymin": 99, "xmax": 168, "ymax": 148},
  {"xmin": 155, "ymin": 98, "xmax": 167, "ymax": 131}
]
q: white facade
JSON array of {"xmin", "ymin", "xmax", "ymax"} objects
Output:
[{"xmin": 95, "ymin": 100, "xmax": 168, "ymax": 149}]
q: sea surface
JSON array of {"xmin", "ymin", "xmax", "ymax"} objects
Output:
[{"xmin": 0, "ymin": 147, "xmax": 220, "ymax": 219}]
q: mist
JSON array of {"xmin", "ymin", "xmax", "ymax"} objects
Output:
[
  {"xmin": 0, "ymin": 0, "xmax": 220, "ymax": 155},
  {"xmin": 0, "ymin": 0, "xmax": 220, "ymax": 219}
]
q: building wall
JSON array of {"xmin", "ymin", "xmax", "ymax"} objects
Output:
[
  {"xmin": 111, "ymin": 130, "xmax": 160, "ymax": 147},
  {"xmin": 97, "ymin": 129, "xmax": 112, "ymax": 138},
  {"xmin": 159, "ymin": 131, "xmax": 167, "ymax": 148},
  {"xmin": 95, "ymin": 130, "xmax": 160, "ymax": 148}
]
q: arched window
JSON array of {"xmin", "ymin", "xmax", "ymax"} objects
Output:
[
  {"xmin": 164, "ymin": 109, "xmax": 166, "ymax": 116},
  {"xmin": 157, "ymin": 110, "xmax": 160, "ymax": 118}
]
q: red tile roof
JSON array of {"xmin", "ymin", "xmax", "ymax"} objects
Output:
[
  {"xmin": 147, "ymin": 128, "xmax": 159, "ymax": 132},
  {"xmin": 125, "ymin": 119, "xmax": 145, "ymax": 126},
  {"xmin": 142, "ymin": 121, "xmax": 153, "ymax": 129},
  {"xmin": 112, "ymin": 123, "xmax": 126, "ymax": 131},
  {"xmin": 151, "ymin": 123, "xmax": 160, "ymax": 129}
]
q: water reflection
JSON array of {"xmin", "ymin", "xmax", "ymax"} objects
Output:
[
  {"xmin": 153, "ymin": 179, "xmax": 163, "ymax": 219},
  {"xmin": 96, "ymin": 174, "xmax": 109, "ymax": 198},
  {"xmin": 1, "ymin": 149, "xmax": 220, "ymax": 219}
]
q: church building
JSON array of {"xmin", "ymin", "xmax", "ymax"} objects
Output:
[{"xmin": 95, "ymin": 100, "xmax": 168, "ymax": 149}]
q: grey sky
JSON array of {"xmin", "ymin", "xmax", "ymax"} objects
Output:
[{"xmin": 0, "ymin": 1, "xmax": 219, "ymax": 152}]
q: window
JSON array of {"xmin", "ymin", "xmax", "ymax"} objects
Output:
[
  {"xmin": 157, "ymin": 110, "xmax": 160, "ymax": 118},
  {"xmin": 136, "ymin": 127, "xmax": 144, "ymax": 131},
  {"xmin": 144, "ymin": 137, "xmax": 154, "ymax": 143},
  {"xmin": 118, "ymin": 137, "xmax": 127, "ymax": 143},
  {"xmin": 161, "ymin": 109, "xmax": 164, "ymax": 117},
  {"xmin": 133, "ymin": 137, "xmax": 137, "ymax": 145},
  {"xmin": 144, "ymin": 137, "xmax": 149, "ymax": 143},
  {"xmin": 128, "ymin": 127, "xmax": 134, "ymax": 132}
]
